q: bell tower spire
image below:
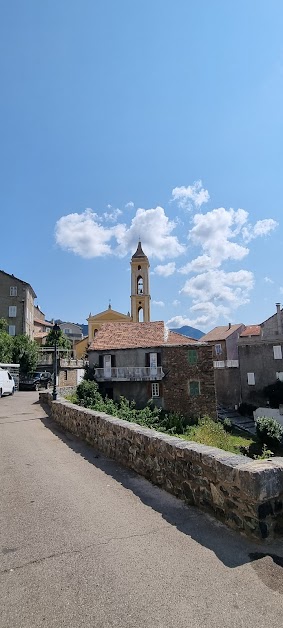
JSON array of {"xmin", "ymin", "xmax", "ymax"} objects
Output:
[{"xmin": 130, "ymin": 241, "xmax": 150, "ymax": 322}]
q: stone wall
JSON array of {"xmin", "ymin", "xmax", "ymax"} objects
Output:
[{"xmin": 40, "ymin": 393, "xmax": 283, "ymax": 541}]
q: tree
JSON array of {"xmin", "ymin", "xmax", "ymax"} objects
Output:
[
  {"xmin": 45, "ymin": 328, "xmax": 72, "ymax": 351},
  {"xmin": 0, "ymin": 318, "xmax": 8, "ymax": 333},
  {"xmin": 0, "ymin": 318, "xmax": 13, "ymax": 362},
  {"xmin": 0, "ymin": 330, "xmax": 13, "ymax": 363},
  {"xmin": 12, "ymin": 335, "xmax": 38, "ymax": 375}
]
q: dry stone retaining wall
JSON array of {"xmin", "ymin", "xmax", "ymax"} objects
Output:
[{"xmin": 40, "ymin": 393, "xmax": 283, "ymax": 541}]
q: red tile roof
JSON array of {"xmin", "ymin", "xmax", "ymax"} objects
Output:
[
  {"xmin": 34, "ymin": 318, "xmax": 53, "ymax": 327},
  {"xmin": 240, "ymin": 325, "xmax": 261, "ymax": 337},
  {"xmin": 200, "ymin": 324, "xmax": 244, "ymax": 342},
  {"xmin": 34, "ymin": 331, "xmax": 48, "ymax": 339},
  {"xmin": 88, "ymin": 321, "xmax": 196, "ymax": 351}
]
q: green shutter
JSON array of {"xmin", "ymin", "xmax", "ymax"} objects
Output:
[
  {"xmin": 188, "ymin": 350, "xmax": 197, "ymax": 365},
  {"xmin": 189, "ymin": 380, "xmax": 200, "ymax": 396}
]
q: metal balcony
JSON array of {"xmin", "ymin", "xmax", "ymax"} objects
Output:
[{"xmin": 94, "ymin": 366, "xmax": 165, "ymax": 381}]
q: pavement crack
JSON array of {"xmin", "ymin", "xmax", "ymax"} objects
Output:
[{"xmin": 1, "ymin": 528, "xmax": 164, "ymax": 574}]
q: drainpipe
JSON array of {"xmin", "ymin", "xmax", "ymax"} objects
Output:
[{"xmin": 276, "ymin": 303, "xmax": 282, "ymax": 335}]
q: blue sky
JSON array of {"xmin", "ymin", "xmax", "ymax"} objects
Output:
[{"xmin": 1, "ymin": 1, "xmax": 282, "ymax": 331}]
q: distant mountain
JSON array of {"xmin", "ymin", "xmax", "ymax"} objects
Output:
[{"xmin": 169, "ymin": 325, "xmax": 204, "ymax": 340}]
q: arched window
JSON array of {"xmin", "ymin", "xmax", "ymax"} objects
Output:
[
  {"xmin": 137, "ymin": 276, "xmax": 143, "ymax": 294},
  {"xmin": 138, "ymin": 307, "xmax": 144, "ymax": 322},
  {"xmin": 93, "ymin": 328, "xmax": 98, "ymax": 337}
]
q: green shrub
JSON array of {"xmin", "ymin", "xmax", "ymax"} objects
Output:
[
  {"xmin": 222, "ymin": 417, "xmax": 232, "ymax": 432},
  {"xmin": 256, "ymin": 416, "xmax": 283, "ymax": 448},
  {"xmin": 253, "ymin": 444, "xmax": 274, "ymax": 460}
]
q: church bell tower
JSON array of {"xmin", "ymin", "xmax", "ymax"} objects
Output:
[{"xmin": 130, "ymin": 241, "xmax": 151, "ymax": 322}]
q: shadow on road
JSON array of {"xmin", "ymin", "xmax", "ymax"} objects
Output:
[{"xmin": 39, "ymin": 412, "xmax": 283, "ymax": 581}]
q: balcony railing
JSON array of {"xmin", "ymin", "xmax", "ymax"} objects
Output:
[
  {"xmin": 213, "ymin": 360, "xmax": 239, "ymax": 369},
  {"xmin": 94, "ymin": 366, "xmax": 165, "ymax": 381}
]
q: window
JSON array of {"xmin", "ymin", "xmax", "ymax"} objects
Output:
[
  {"xmin": 189, "ymin": 380, "xmax": 200, "ymax": 396},
  {"xmin": 145, "ymin": 353, "xmax": 161, "ymax": 367},
  {"xmin": 215, "ymin": 344, "xmax": 222, "ymax": 355},
  {"xmin": 10, "ymin": 286, "xmax": 17, "ymax": 296},
  {"xmin": 137, "ymin": 276, "xmax": 143, "ymax": 294},
  {"xmin": 276, "ymin": 372, "xmax": 283, "ymax": 382},
  {"xmin": 247, "ymin": 372, "xmax": 255, "ymax": 385},
  {"xmin": 151, "ymin": 383, "xmax": 160, "ymax": 397},
  {"xmin": 9, "ymin": 306, "xmax": 17, "ymax": 317},
  {"xmin": 273, "ymin": 345, "xmax": 282, "ymax": 360},
  {"xmin": 64, "ymin": 370, "xmax": 68, "ymax": 381},
  {"xmin": 64, "ymin": 328, "xmax": 71, "ymax": 334},
  {"xmin": 188, "ymin": 349, "xmax": 197, "ymax": 365},
  {"xmin": 9, "ymin": 325, "xmax": 15, "ymax": 336}
]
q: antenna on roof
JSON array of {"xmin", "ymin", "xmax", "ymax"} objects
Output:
[{"xmin": 108, "ymin": 299, "xmax": 112, "ymax": 310}]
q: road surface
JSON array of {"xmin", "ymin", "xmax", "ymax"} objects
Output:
[{"xmin": 1, "ymin": 392, "xmax": 283, "ymax": 627}]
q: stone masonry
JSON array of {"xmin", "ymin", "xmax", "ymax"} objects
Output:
[
  {"xmin": 40, "ymin": 393, "xmax": 283, "ymax": 541},
  {"xmin": 162, "ymin": 344, "xmax": 217, "ymax": 419}
]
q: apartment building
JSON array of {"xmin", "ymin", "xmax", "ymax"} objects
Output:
[{"xmin": 0, "ymin": 270, "xmax": 36, "ymax": 338}]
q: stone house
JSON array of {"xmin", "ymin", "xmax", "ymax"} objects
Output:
[
  {"xmin": 0, "ymin": 270, "xmax": 36, "ymax": 338},
  {"xmin": 57, "ymin": 322, "xmax": 83, "ymax": 347},
  {"xmin": 238, "ymin": 304, "xmax": 283, "ymax": 406},
  {"xmin": 199, "ymin": 323, "xmax": 245, "ymax": 407},
  {"xmin": 33, "ymin": 305, "xmax": 53, "ymax": 345},
  {"xmin": 88, "ymin": 321, "xmax": 216, "ymax": 419}
]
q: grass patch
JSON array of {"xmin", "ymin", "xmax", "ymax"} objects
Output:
[{"xmin": 180, "ymin": 417, "xmax": 255, "ymax": 455}]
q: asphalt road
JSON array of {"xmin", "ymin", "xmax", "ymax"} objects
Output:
[{"xmin": 1, "ymin": 392, "xmax": 283, "ymax": 628}]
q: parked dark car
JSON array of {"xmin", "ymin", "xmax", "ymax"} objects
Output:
[{"xmin": 19, "ymin": 371, "xmax": 53, "ymax": 391}]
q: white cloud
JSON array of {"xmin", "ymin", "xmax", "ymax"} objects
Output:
[
  {"xmin": 242, "ymin": 218, "xmax": 278, "ymax": 243},
  {"xmin": 55, "ymin": 208, "xmax": 116, "ymax": 258},
  {"xmin": 152, "ymin": 300, "xmax": 165, "ymax": 307},
  {"xmin": 167, "ymin": 302, "xmax": 230, "ymax": 330},
  {"xmin": 153, "ymin": 262, "xmax": 176, "ymax": 277},
  {"xmin": 114, "ymin": 206, "xmax": 186, "ymax": 260},
  {"xmin": 125, "ymin": 201, "xmax": 134, "ymax": 209},
  {"xmin": 181, "ymin": 269, "xmax": 254, "ymax": 307},
  {"xmin": 171, "ymin": 180, "xmax": 210, "ymax": 210},
  {"xmin": 55, "ymin": 205, "xmax": 185, "ymax": 261},
  {"xmin": 172, "ymin": 299, "xmax": 181, "ymax": 307},
  {"xmin": 189, "ymin": 208, "xmax": 249, "ymax": 268},
  {"xmin": 103, "ymin": 207, "xmax": 123, "ymax": 223},
  {"xmin": 179, "ymin": 254, "xmax": 212, "ymax": 274},
  {"xmin": 264, "ymin": 276, "xmax": 274, "ymax": 284}
]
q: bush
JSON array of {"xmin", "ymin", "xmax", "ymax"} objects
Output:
[
  {"xmin": 256, "ymin": 416, "xmax": 283, "ymax": 448},
  {"xmin": 222, "ymin": 417, "xmax": 232, "ymax": 432}
]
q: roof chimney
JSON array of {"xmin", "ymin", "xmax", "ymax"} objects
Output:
[
  {"xmin": 228, "ymin": 323, "xmax": 231, "ymax": 329},
  {"xmin": 276, "ymin": 303, "xmax": 282, "ymax": 335}
]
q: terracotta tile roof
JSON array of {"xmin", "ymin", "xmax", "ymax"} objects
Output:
[
  {"xmin": 34, "ymin": 331, "xmax": 48, "ymax": 339},
  {"xmin": 240, "ymin": 325, "xmax": 261, "ymax": 337},
  {"xmin": 34, "ymin": 318, "xmax": 53, "ymax": 327},
  {"xmin": 200, "ymin": 324, "xmax": 244, "ymax": 342},
  {"xmin": 88, "ymin": 321, "xmax": 196, "ymax": 351}
]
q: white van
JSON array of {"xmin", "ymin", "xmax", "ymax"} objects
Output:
[{"xmin": 0, "ymin": 369, "xmax": 15, "ymax": 397}]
